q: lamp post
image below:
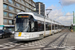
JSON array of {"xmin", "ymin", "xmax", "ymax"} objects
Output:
[
  {"xmin": 51, "ymin": 19, "xmax": 53, "ymax": 32},
  {"xmin": 33, "ymin": 7, "xmax": 36, "ymax": 12},
  {"xmin": 46, "ymin": 9, "xmax": 52, "ymax": 18},
  {"xmin": 44, "ymin": 16, "xmax": 46, "ymax": 36},
  {"xmin": 46, "ymin": 9, "xmax": 52, "ymax": 33}
]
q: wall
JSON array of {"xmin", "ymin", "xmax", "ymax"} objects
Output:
[{"xmin": 0, "ymin": 0, "xmax": 3, "ymax": 25}]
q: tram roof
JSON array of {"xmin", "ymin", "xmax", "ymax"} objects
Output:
[{"xmin": 18, "ymin": 12, "xmax": 61, "ymax": 25}]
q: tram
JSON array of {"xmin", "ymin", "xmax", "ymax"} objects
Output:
[{"xmin": 14, "ymin": 12, "xmax": 62, "ymax": 41}]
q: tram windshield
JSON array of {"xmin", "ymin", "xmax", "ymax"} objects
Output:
[{"xmin": 15, "ymin": 14, "xmax": 30, "ymax": 32}]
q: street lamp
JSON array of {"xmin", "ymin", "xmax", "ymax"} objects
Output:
[
  {"xmin": 33, "ymin": 7, "xmax": 36, "ymax": 12},
  {"xmin": 46, "ymin": 9, "xmax": 52, "ymax": 34},
  {"xmin": 44, "ymin": 16, "xmax": 46, "ymax": 36},
  {"xmin": 44, "ymin": 9, "xmax": 52, "ymax": 36},
  {"xmin": 46, "ymin": 9, "xmax": 52, "ymax": 18}
]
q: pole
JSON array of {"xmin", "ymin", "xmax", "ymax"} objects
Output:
[
  {"xmin": 46, "ymin": 9, "xmax": 52, "ymax": 34},
  {"xmin": 51, "ymin": 21, "xmax": 52, "ymax": 33},
  {"xmin": 73, "ymin": 11, "xmax": 74, "ymax": 24},
  {"xmin": 54, "ymin": 23, "xmax": 55, "ymax": 30},
  {"xmin": 44, "ymin": 17, "xmax": 46, "ymax": 36},
  {"xmin": 73, "ymin": 11, "xmax": 75, "ymax": 32}
]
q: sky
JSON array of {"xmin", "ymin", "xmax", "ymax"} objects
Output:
[{"xmin": 33, "ymin": 0, "xmax": 75, "ymax": 26}]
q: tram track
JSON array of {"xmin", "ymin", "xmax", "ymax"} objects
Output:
[
  {"xmin": 57, "ymin": 32, "xmax": 68, "ymax": 47},
  {"xmin": 41, "ymin": 30, "xmax": 69, "ymax": 50},
  {"xmin": 45, "ymin": 32, "xmax": 66, "ymax": 47},
  {"xmin": 0, "ymin": 30, "xmax": 69, "ymax": 50},
  {"xmin": 10, "ymin": 31, "xmax": 65, "ymax": 49},
  {"xmin": 42, "ymin": 30, "xmax": 70, "ymax": 50}
]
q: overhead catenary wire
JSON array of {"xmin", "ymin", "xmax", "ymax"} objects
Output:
[
  {"xmin": 59, "ymin": 0, "xmax": 67, "ymax": 15},
  {"xmin": 55, "ymin": 15, "xmax": 73, "ymax": 16}
]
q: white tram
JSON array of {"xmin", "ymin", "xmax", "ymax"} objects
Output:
[{"xmin": 14, "ymin": 12, "xmax": 62, "ymax": 41}]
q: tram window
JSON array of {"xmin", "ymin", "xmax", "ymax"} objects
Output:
[
  {"xmin": 28, "ymin": 21, "xmax": 38, "ymax": 32},
  {"xmin": 46, "ymin": 24, "xmax": 49, "ymax": 30},
  {"xmin": 31, "ymin": 22, "xmax": 35, "ymax": 32},
  {"xmin": 27, "ymin": 26, "xmax": 30, "ymax": 32},
  {"xmin": 42, "ymin": 24, "xmax": 44, "ymax": 31},
  {"xmin": 38, "ymin": 23, "xmax": 44, "ymax": 31},
  {"xmin": 28, "ymin": 21, "xmax": 44, "ymax": 32},
  {"xmin": 52, "ymin": 25, "xmax": 54, "ymax": 30},
  {"xmin": 49, "ymin": 25, "xmax": 51, "ymax": 30},
  {"xmin": 46, "ymin": 23, "xmax": 51, "ymax": 30},
  {"xmin": 34, "ymin": 22, "xmax": 38, "ymax": 31}
]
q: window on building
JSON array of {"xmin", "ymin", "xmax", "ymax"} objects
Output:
[
  {"xmin": 16, "ymin": 9, "xmax": 20, "ymax": 13},
  {"xmin": 9, "ymin": 20, "xmax": 12, "ymax": 24},
  {"xmin": 18, "ymin": 0, "xmax": 21, "ymax": 2},
  {"xmin": 21, "ymin": 0, "xmax": 25, "ymax": 4},
  {"xmin": 26, "ymin": 3, "xmax": 29, "ymax": 7},
  {"xmin": 9, "ymin": 13, "xmax": 14, "ymax": 17},
  {"xmin": 8, "ymin": 0, "xmax": 14, "ymax": 4},
  {"xmin": 3, "ymin": 4, "xmax": 8, "ymax": 10},
  {"xmin": 3, "ymin": 19, "xmax": 8, "ymax": 24},
  {"xmin": 15, "ymin": 0, "xmax": 18, "ymax": 2},
  {"xmin": 9, "ymin": 6, "xmax": 14, "ymax": 12},
  {"xmin": 15, "ymin": 0, "xmax": 21, "ymax": 3},
  {"xmin": 26, "ymin": 8, "xmax": 29, "ymax": 12},
  {"xmin": 3, "ymin": 12, "xmax": 8, "ymax": 17},
  {"xmin": 16, "ymin": 3, "xmax": 20, "ymax": 8},
  {"xmin": 25, "ymin": 0, "xmax": 27, "ymax": 1},
  {"xmin": 26, "ymin": 0, "xmax": 29, "ymax": 2},
  {"xmin": 32, "ymin": 3, "xmax": 35, "ymax": 7},
  {"xmin": 21, "ymin": 6, "xmax": 25, "ymax": 10},
  {"xmin": 3, "ymin": 0, "xmax": 8, "ymax": 2},
  {"xmin": 29, "ymin": 0, "xmax": 31, "ymax": 4}
]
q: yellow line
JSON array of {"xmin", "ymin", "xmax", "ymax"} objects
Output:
[
  {"xmin": 44, "ymin": 33, "xmax": 46, "ymax": 37},
  {"xmin": 50, "ymin": 30, "xmax": 51, "ymax": 35}
]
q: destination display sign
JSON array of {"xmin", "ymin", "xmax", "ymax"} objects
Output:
[{"xmin": 16, "ymin": 16, "xmax": 29, "ymax": 18}]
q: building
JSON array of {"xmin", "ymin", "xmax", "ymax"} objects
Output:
[
  {"xmin": 35, "ymin": 2, "xmax": 45, "ymax": 16},
  {"xmin": 0, "ymin": 0, "xmax": 35, "ymax": 25},
  {"xmin": 73, "ymin": 11, "xmax": 75, "ymax": 31}
]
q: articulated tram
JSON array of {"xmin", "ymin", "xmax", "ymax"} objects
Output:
[{"xmin": 14, "ymin": 12, "xmax": 62, "ymax": 41}]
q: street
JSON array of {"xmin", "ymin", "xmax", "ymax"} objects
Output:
[
  {"xmin": 0, "ymin": 29, "xmax": 75, "ymax": 50},
  {"xmin": 0, "ymin": 36, "xmax": 14, "ymax": 44}
]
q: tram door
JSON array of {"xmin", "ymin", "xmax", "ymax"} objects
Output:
[{"xmin": 29, "ymin": 21, "xmax": 38, "ymax": 32}]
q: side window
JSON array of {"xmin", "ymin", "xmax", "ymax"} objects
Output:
[
  {"xmin": 52, "ymin": 24, "xmax": 54, "ymax": 30},
  {"xmin": 46, "ymin": 24, "xmax": 48, "ymax": 30},
  {"xmin": 34, "ymin": 22, "xmax": 38, "ymax": 31},
  {"xmin": 27, "ymin": 21, "xmax": 31, "ymax": 32},
  {"xmin": 28, "ymin": 21, "xmax": 45, "ymax": 32},
  {"xmin": 31, "ymin": 22, "xmax": 35, "ymax": 32},
  {"xmin": 27, "ymin": 26, "xmax": 30, "ymax": 32},
  {"xmin": 28, "ymin": 21, "xmax": 38, "ymax": 32},
  {"xmin": 38, "ymin": 23, "xmax": 44, "ymax": 31},
  {"xmin": 48, "ymin": 24, "xmax": 51, "ymax": 30},
  {"xmin": 46, "ymin": 23, "xmax": 51, "ymax": 30}
]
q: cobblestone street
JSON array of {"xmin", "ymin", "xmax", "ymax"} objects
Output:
[{"xmin": 0, "ymin": 29, "xmax": 75, "ymax": 50}]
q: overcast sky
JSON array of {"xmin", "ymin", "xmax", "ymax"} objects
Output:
[{"xmin": 33, "ymin": 0, "xmax": 75, "ymax": 26}]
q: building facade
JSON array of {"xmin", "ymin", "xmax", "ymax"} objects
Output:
[
  {"xmin": 0, "ymin": 0, "xmax": 35, "ymax": 25},
  {"xmin": 35, "ymin": 2, "xmax": 45, "ymax": 16}
]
